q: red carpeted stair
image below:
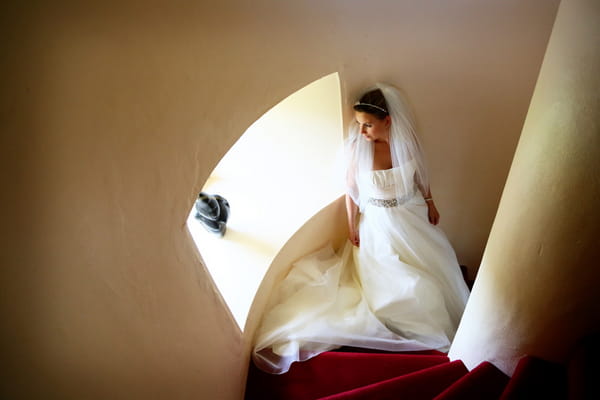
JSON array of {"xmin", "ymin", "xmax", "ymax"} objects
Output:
[
  {"xmin": 245, "ymin": 350, "xmax": 449, "ymax": 400},
  {"xmin": 434, "ymin": 361, "xmax": 508, "ymax": 399},
  {"xmin": 499, "ymin": 356, "xmax": 566, "ymax": 399},
  {"xmin": 245, "ymin": 334, "xmax": 597, "ymax": 400},
  {"xmin": 318, "ymin": 360, "xmax": 468, "ymax": 400}
]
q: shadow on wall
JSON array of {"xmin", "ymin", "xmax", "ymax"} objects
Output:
[{"xmin": 186, "ymin": 72, "xmax": 345, "ymax": 330}]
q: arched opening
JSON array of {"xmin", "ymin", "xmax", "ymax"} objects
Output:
[{"xmin": 186, "ymin": 73, "xmax": 344, "ymax": 330}]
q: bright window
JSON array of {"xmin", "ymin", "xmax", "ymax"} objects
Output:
[{"xmin": 186, "ymin": 73, "xmax": 344, "ymax": 330}]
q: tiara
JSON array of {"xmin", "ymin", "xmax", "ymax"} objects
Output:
[{"xmin": 354, "ymin": 102, "xmax": 388, "ymax": 114}]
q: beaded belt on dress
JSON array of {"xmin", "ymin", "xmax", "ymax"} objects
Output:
[{"xmin": 367, "ymin": 193, "xmax": 414, "ymax": 208}]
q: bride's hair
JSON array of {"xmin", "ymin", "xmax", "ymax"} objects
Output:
[
  {"xmin": 346, "ymin": 83, "xmax": 430, "ymax": 209},
  {"xmin": 353, "ymin": 89, "xmax": 389, "ymax": 119}
]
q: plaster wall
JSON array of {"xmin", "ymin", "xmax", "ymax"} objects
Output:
[
  {"xmin": 450, "ymin": 0, "xmax": 600, "ymax": 375},
  {"xmin": 1, "ymin": 0, "xmax": 558, "ymax": 398}
]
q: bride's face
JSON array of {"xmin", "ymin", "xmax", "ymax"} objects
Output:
[{"xmin": 355, "ymin": 111, "xmax": 391, "ymax": 143}]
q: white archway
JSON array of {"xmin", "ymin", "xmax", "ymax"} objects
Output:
[{"xmin": 186, "ymin": 73, "xmax": 344, "ymax": 329}]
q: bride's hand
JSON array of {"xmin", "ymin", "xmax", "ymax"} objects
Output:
[
  {"xmin": 427, "ymin": 201, "xmax": 440, "ymax": 225},
  {"xmin": 349, "ymin": 227, "xmax": 360, "ymax": 247}
]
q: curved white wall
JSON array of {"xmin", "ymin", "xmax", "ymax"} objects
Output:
[
  {"xmin": 1, "ymin": 1, "xmax": 559, "ymax": 398},
  {"xmin": 450, "ymin": 0, "xmax": 600, "ymax": 375}
]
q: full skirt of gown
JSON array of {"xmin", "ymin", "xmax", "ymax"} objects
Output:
[{"xmin": 252, "ymin": 166, "xmax": 470, "ymax": 374}]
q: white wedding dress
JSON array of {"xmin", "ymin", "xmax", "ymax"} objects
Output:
[{"xmin": 253, "ymin": 160, "xmax": 470, "ymax": 374}]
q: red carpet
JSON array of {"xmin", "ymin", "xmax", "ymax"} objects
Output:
[
  {"xmin": 499, "ymin": 356, "xmax": 566, "ymax": 399},
  {"xmin": 245, "ymin": 351, "xmax": 449, "ymax": 400},
  {"xmin": 434, "ymin": 361, "xmax": 509, "ymax": 399},
  {"xmin": 318, "ymin": 360, "xmax": 468, "ymax": 400},
  {"xmin": 246, "ymin": 334, "xmax": 598, "ymax": 400}
]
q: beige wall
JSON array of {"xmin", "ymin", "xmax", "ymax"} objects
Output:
[
  {"xmin": 450, "ymin": 0, "xmax": 600, "ymax": 375},
  {"xmin": 1, "ymin": 1, "xmax": 558, "ymax": 398}
]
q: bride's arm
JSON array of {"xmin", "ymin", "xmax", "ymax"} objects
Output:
[
  {"xmin": 415, "ymin": 174, "xmax": 440, "ymax": 225},
  {"xmin": 346, "ymin": 194, "xmax": 360, "ymax": 246}
]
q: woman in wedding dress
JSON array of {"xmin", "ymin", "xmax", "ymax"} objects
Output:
[{"xmin": 252, "ymin": 83, "xmax": 470, "ymax": 374}]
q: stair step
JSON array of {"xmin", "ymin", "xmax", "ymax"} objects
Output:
[
  {"xmin": 500, "ymin": 356, "xmax": 566, "ymax": 399},
  {"xmin": 245, "ymin": 352, "xmax": 449, "ymax": 400},
  {"xmin": 316, "ymin": 360, "xmax": 468, "ymax": 400},
  {"xmin": 433, "ymin": 361, "xmax": 509, "ymax": 400}
]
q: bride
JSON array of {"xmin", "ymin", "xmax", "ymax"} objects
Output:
[{"xmin": 252, "ymin": 83, "xmax": 470, "ymax": 374}]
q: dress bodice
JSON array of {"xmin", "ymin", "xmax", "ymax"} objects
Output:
[{"xmin": 359, "ymin": 159, "xmax": 417, "ymax": 201}]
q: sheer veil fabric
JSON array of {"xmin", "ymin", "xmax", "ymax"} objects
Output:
[
  {"xmin": 346, "ymin": 83, "xmax": 429, "ymax": 212},
  {"xmin": 252, "ymin": 83, "xmax": 470, "ymax": 374}
]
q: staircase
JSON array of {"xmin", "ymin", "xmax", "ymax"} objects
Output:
[{"xmin": 245, "ymin": 335, "xmax": 598, "ymax": 400}]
